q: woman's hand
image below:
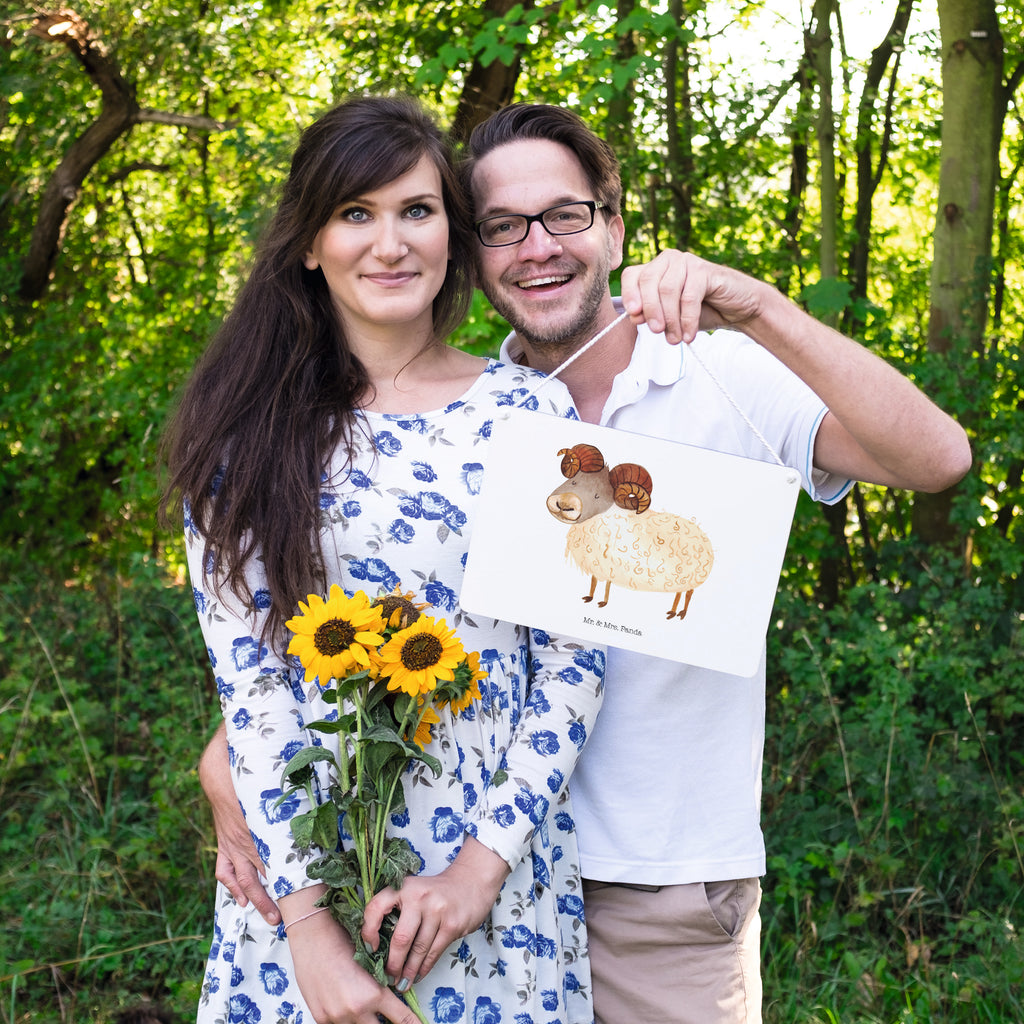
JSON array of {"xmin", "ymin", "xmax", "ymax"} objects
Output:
[
  {"xmin": 361, "ymin": 836, "xmax": 511, "ymax": 991},
  {"xmin": 281, "ymin": 891, "xmax": 422, "ymax": 1024}
]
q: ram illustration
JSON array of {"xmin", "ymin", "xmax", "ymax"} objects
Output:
[{"xmin": 545, "ymin": 443, "xmax": 715, "ymax": 620}]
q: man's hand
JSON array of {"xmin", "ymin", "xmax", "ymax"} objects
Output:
[
  {"xmin": 620, "ymin": 249, "xmax": 764, "ymax": 344},
  {"xmin": 361, "ymin": 836, "xmax": 510, "ymax": 991},
  {"xmin": 199, "ymin": 723, "xmax": 282, "ymax": 926}
]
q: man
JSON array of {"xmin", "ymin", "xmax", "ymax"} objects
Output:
[{"xmin": 202, "ymin": 104, "xmax": 971, "ymax": 1023}]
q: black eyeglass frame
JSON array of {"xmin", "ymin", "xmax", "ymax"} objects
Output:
[{"xmin": 473, "ymin": 200, "xmax": 608, "ymax": 247}]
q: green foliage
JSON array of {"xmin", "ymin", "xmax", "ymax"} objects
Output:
[
  {"xmin": 762, "ymin": 538, "xmax": 1024, "ymax": 1023},
  {"xmin": 0, "ymin": 553, "xmax": 216, "ymax": 1021},
  {"xmin": 1, "ymin": 0, "xmax": 1022, "ymax": 1019}
]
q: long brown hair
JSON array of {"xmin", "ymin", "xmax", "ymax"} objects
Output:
[{"xmin": 162, "ymin": 95, "xmax": 474, "ymax": 648}]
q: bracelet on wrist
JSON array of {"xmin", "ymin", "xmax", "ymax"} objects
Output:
[{"xmin": 283, "ymin": 906, "xmax": 329, "ymax": 932}]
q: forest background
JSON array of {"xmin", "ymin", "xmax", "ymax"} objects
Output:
[{"xmin": 1, "ymin": 0, "xmax": 1021, "ymax": 1021}]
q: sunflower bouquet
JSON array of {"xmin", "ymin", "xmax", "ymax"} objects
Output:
[{"xmin": 278, "ymin": 583, "xmax": 484, "ymax": 1019}]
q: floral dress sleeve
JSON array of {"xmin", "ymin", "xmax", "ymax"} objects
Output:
[
  {"xmin": 465, "ymin": 629, "xmax": 605, "ymax": 870},
  {"xmin": 185, "ymin": 505, "xmax": 323, "ymax": 898}
]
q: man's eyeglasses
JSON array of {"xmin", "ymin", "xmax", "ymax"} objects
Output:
[{"xmin": 474, "ymin": 200, "xmax": 607, "ymax": 248}]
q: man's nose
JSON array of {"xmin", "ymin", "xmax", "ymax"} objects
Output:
[{"xmin": 515, "ymin": 218, "xmax": 563, "ymax": 260}]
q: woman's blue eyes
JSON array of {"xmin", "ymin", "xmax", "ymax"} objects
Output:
[{"xmin": 338, "ymin": 204, "xmax": 434, "ymax": 222}]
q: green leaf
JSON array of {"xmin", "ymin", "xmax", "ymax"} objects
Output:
[{"xmin": 281, "ymin": 745, "xmax": 337, "ymax": 788}]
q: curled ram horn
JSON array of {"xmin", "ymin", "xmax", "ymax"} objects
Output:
[
  {"xmin": 558, "ymin": 444, "xmax": 605, "ymax": 478},
  {"xmin": 608, "ymin": 463, "xmax": 653, "ymax": 513}
]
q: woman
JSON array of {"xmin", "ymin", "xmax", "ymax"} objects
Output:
[{"xmin": 163, "ymin": 96, "xmax": 605, "ymax": 1024}]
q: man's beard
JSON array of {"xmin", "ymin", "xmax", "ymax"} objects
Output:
[{"xmin": 481, "ymin": 261, "xmax": 611, "ymax": 356}]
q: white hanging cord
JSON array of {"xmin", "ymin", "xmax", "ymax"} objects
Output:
[
  {"xmin": 681, "ymin": 342, "xmax": 786, "ymax": 467},
  {"xmin": 519, "ymin": 311, "xmax": 630, "ymax": 397},
  {"xmin": 517, "ymin": 310, "xmax": 786, "ymax": 467}
]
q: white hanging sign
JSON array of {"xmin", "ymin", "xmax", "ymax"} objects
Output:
[{"xmin": 461, "ymin": 408, "xmax": 801, "ymax": 677}]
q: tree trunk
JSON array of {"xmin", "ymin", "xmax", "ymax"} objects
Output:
[
  {"xmin": 450, "ymin": 0, "xmax": 535, "ymax": 144},
  {"xmin": 848, "ymin": 0, "xmax": 913, "ymax": 311},
  {"xmin": 664, "ymin": 0, "xmax": 693, "ymax": 249},
  {"xmin": 19, "ymin": 10, "xmax": 139, "ymax": 300},
  {"xmin": 806, "ymin": 0, "xmax": 838, "ymax": 290},
  {"xmin": 913, "ymin": 0, "xmax": 1003, "ymax": 545}
]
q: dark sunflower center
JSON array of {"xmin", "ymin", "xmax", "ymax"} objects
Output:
[
  {"xmin": 401, "ymin": 633, "xmax": 444, "ymax": 670},
  {"xmin": 375, "ymin": 595, "xmax": 421, "ymax": 629},
  {"xmin": 314, "ymin": 618, "xmax": 357, "ymax": 655}
]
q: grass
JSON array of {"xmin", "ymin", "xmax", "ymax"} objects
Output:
[{"xmin": 1, "ymin": 547, "xmax": 1020, "ymax": 1023}]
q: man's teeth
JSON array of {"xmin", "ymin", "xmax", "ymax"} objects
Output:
[{"xmin": 517, "ymin": 275, "xmax": 571, "ymax": 289}]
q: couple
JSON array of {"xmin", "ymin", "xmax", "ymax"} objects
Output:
[{"xmin": 169, "ymin": 97, "xmax": 971, "ymax": 1024}]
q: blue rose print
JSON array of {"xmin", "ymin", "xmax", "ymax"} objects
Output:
[
  {"xmin": 460, "ymin": 463, "xmax": 484, "ymax": 494},
  {"xmin": 534, "ymin": 934, "xmax": 557, "ymax": 959},
  {"xmin": 375, "ymin": 431, "xmax": 402, "ymax": 456},
  {"xmin": 500, "ymin": 924, "xmax": 535, "ymax": 951},
  {"xmin": 554, "ymin": 811, "xmax": 574, "ymax": 832},
  {"xmin": 528, "ymin": 730, "xmax": 561, "ymax": 757},
  {"xmin": 388, "ymin": 519, "xmax": 416, "ymax": 544},
  {"xmin": 526, "ymin": 689, "xmax": 551, "ymax": 714},
  {"xmin": 557, "ymin": 893, "xmax": 585, "ymax": 922},
  {"xmin": 259, "ymin": 963, "xmax": 289, "ymax": 996},
  {"xmin": 531, "ymin": 852, "xmax": 551, "ymax": 890},
  {"xmin": 558, "ymin": 666, "xmax": 583, "ymax": 685},
  {"xmin": 253, "ymin": 589, "xmax": 272, "ymax": 611},
  {"xmin": 515, "ymin": 790, "xmax": 549, "ymax": 825},
  {"xmin": 443, "ymin": 503, "xmax": 467, "ymax": 530},
  {"xmin": 230, "ymin": 965, "xmax": 244, "ymax": 986},
  {"xmin": 231, "ymin": 636, "xmax": 265, "ymax": 672},
  {"xmin": 531, "ymin": 628, "xmax": 550, "ymax": 647},
  {"xmin": 472, "ymin": 996, "xmax": 502, "ymax": 1024},
  {"xmin": 569, "ymin": 721, "xmax": 587, "ymax": 750},
  {"xmin": 227, "ymin": 993, "xmax": 261, "ymax": 1023},
  {"xmin": 319, "ymin": 492, "xmax": 336, "ymax": 510},
  {"xmin": 347, "ymin": 557, "xmax": 400, "ymax": 591},
  {"xmin": 272, "ymin": 877, "xmax": 293, "ymax": 897},
  {"xmin": 232, "ymin": 708, "xmax": 251, "ymax": 730},
  {"xmin": 492, "ymin": 804, "xmax": 516, "ymax": 828},
  {"xmin": 541, "ymin": 988, "xmax": 559, "ymax": 1011},
  {"xmin": 395, "ymin": 415, "xmax": 430, "ymax": 434},
  {"xmin": 260, "ymin": 788, "xmax": 299, "ymax": 824},
  {"xmin": 412, "ymin": 460, "xmax": 437, "ymax": 482},
  {"xmin": 424, "ymin": 579, "xmax": 457, "ymax": 611},
  {"xmin": 341, "ymin": 499, "xmax": 362, "ymax": 517},
  {"xmin": 564, "ymin": 970, "xmax": 582, "ymax": 993},
  {"xmin": 430, "ymin": 806, "xmax": 464, "ymax": 844},
  {"xmin": 348, "ymin": 468, "xmax": 374, "ymax": 489},
  {"xmin": 573, "ymin": 647, "xmax": 605, "ymax": 674},
  {"xmin": 478, "ymin": 419, "xmax": 493, "ymax": 440},
  {"xmin": 545, "ymin": 768, "xmax": 564, "ymax": 794},
  {"xmin": 279, "ymin": 739, "xmax": 304, "ymax": 762},
  {"xmin": 431, "ymin": 987, "xmax": 466, "ymax": 1023},
  {"xmin": 193, "ymin": 586, "xmax": 208, "ymax": 614}
]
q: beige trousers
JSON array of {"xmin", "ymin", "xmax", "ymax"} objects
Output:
[{"xmin": 582, "ymin": 878, "xmax": 762, "ymax": 1024}]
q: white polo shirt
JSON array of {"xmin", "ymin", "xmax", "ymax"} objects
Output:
[{"xmin": 500, "ymin": 309, "xmax": 851, "ymax": 885}]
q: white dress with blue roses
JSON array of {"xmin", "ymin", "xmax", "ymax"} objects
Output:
[{"xmin": 190, "ymin": 360, "xmax": 605, "ymax": 1024}]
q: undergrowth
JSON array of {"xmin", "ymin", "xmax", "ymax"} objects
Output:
[{"xmin": 1, "ymin": 531, "xmax": 1020, "ymax": 1023}]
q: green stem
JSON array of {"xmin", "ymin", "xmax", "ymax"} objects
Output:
[
  {"xmin": 351, "ymin": 683, "xmax": 374, "ymax": 903},
  {"xmin": 401, "ymin": 985, "xmax": 430, "ymax": 1024}
]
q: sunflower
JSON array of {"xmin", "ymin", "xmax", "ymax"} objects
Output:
[
  {"xmin": 448, "ymin": 650, "xmax": 486, "ymax": 716},
  {"xmin": 285, "ymin": 584, "xmax": 386, "ymax": 683},
  {"xmin": 408, "ymin": 701, "xmax": 441, "ymax": 749},
  {"xmin": 372, "ymin": 585, "xmax": 429, "ymax": 630},
  {"xmin": 377, "ymin": 615, "xmax": 465, "ymax": 697}
]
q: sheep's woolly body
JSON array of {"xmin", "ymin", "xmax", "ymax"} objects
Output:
[{"xmin": 564, "ymin": 506, "xmax": 714, "ymax": 593}]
